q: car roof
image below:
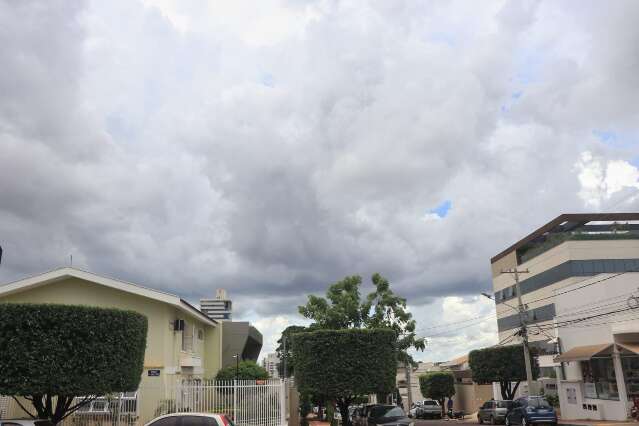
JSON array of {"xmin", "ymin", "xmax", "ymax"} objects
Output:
[{"xmin": 145, "ymin": 412, "xmax": 224, "ymax": 424}]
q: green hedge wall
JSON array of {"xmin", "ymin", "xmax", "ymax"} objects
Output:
[
  {"xmin": 292, "ymin": 328, "xmax": 396, "ymax": 399},
  {"xmin": 0, "ymin": 303, "xmax": 148, "ymax": 396}
]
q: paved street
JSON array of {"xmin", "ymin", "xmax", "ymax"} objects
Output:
[{"xmin": 413, "ymin": 419, "xmax": 476, "ymax": 426}]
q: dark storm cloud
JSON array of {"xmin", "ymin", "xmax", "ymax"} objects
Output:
[{"xmin": 1, "ymin": 0, "xmax": 639, "ymax": 360}]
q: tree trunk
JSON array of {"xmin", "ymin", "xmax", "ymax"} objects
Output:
[
  {"xmin": 500, "ymin": 381, "xmax": 521, "ymax": 400},
  {"xmin": 440, "ymin": 398, "xmax": 446, "ymax": 418},
  {"xmin": 336, "ymin": 399, "xmax": 351, "ymax": 426}
]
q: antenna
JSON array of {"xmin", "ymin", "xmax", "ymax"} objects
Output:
[{"xmin": 70, "ymin": 254, "xmax": 73, "ymax": 267}]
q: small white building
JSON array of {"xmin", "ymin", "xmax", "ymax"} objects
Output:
[
  {"xmin": 554, "ymin": 272, "xmax": 639, "ymax": 421},
  {"xmin": 263, "ymin": 352, "xmax": 281, "ymax": 379}
]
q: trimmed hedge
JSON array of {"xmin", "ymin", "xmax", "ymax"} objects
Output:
[
  {"xmin": 292, "ymin": 328, "xmax": 397, "ymax": 400},
  {"xmin": 419, "ymin": 371, "xmax": 455, "ymax": 415},
  {"xmin": 0, "ymin": 303, "xmax": 148, "ymax": 396},
  {"xmin": 469, "ymin": 344, "xmax": 539, "ymax": 384}
]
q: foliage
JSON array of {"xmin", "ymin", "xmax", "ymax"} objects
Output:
[
  {"xmin": 215, "ymin": 360, "xmax": 269, "ymax": 381},
  {"xmin": 0, "ymin": 303, "xmax": 147, "ymax": 424},
  {"xmin": 299, "ymin": 393, "xmax": 312, "ymax": 426},
  {"xmin": 292, "ymin": 328, "xmax": 397, "ymax": 426},
  {"xmin": 276, "ymin": 325, "xmax": 307, "ymax": 378},
  {"xmin": 419, "ymin": 372, "xmax": 455, "ymax": 416},
  {"xmin": 298, "ymin": 273, "xmax": 425, "ymax": 365},
  {"xmin": 469, "ymin": 345, "xmax": 539, "ymax": 400},
  {"xmin": 545, "ymin": 394, "xmax": 559, "ymax": 407}
]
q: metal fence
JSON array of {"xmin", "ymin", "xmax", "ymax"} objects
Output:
[{"xmin": 1, "ymin": 379, "xmax": 287, "ymax": 426}]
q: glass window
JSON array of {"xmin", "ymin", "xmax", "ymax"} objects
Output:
[
  {"xmin": 182, "ymin": 322, "xmax": 194, "ymax": 352},
  {"xmin": 181, "ymin": 416, "xmax": 218, "ymax": 426},
  {"xmin": 622, "ymin": 355, "xmax": 639, "ymax": 399},
  {"xmin": 527, "ymin": 398, "xmax": 551, "ymax": 408},
  {"xmin": 150, "ymin": 417, "xmax": 180, "ymax": 426},
  {"xmin": 581, "ymin": 357, "xmax": 619, "ymax": 400},
  {"xmin": 496, "ymin": 401, "xmax": 511, "ymax": 409},
  {"xmin": 370, "ymin": 406, "xmax": 405, "ymax": 418}
]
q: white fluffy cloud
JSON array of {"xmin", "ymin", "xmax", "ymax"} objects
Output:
[{"xmin": 1, "ymin": 0, "xmax": 639, "ymax": 362}]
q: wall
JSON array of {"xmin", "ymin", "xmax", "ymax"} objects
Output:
[{"xmin": 452, "ymin": 383, "xmax": 493, "ymax": 415}]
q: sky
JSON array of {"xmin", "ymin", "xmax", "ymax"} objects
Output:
[{"xmin": 1, "ymin": 0, "xmax": 639, "ymax": 364}]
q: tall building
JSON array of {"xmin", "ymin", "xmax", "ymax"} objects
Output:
[
  {"xmin": 490, "ymin": 213, "xmax": 639, "ymax": 354},
  {"xmin": 200, "ymin": 288, "xmax": 232, "ymax": 321},
  {"xmin": 262, "ymin": 352, "xmax": 280, "ymax": 379}
]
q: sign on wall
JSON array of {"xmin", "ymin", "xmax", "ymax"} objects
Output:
[
  {"xmin": 567, "ymin": 387, "xmax": 577, "ymax": 404},
  {"xmin": 148, "ymin": 369, "xmax": 161, "ymax": 377}
]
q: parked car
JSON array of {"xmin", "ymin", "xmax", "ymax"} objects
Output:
[
  {"xmin": 353, "ymin": 404, "xmax": 414, "ymax": 426},
  {"xmin": 477, "ymin": 400, "xmax": 512, "ymax": 424},
  {"xmin": 1, "ymin": 420, "xmax": 54, "ymax": 426},
  {"xmin": 417, "ymin": 399, "xmax": 441, "ymax": 419},
  {"xmin": 505, "ymin": 396, "xmax": 557, "ymax": 426},
  {"xmin": 144, "ymin": 413, "xmax": 235, "ymax": 426},
  {"xmin": 408, "ymin": 402, "xmax": 421, "ymax": 418}
]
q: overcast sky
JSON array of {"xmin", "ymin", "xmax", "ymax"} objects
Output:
[{"xmin": 1, "ymin": 0, "xmax": 639, "ymax": 363}]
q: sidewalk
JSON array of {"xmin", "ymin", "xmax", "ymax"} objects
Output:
[{"xmin": 559, "ymin": 421, "xmax": 637, "ymax": 426}]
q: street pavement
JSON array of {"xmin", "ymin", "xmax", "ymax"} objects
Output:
[{"xmin": 413, "ymin": 419, "xmax": 476, "ymax": 426}]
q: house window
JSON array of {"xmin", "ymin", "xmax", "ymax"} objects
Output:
[
  {"xmin": 182, "ymin": 322, "xmax": 194, "ymax": 352},
  {"xmin": 622, "ymin": 355, "xmax": 639, "ymax": 399},
  {"xmin": 581, "ymin": 357, "xmax": 619, "ymax": 400},
  {"xmin": 197, "ymin": 328, "xmax": 204, "ymax": 340}
]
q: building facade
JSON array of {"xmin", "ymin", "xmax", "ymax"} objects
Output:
[
  {"xmin": 200, "ymin": 288, "xmax": 233, "ymax": 321},
  {"xmin": 263, "ymin": 353, "xmax": 281, "ymax": 379},
  {"xmin": 490, "ymin": 213, "xmax": 639, "ymax": 355},
  {"xmin": 554, "ymin": 272, "xmax": 639, "ymax": 421}
]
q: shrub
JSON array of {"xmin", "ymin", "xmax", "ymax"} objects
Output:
[
  {"xmin": 0, "ymin": 303, "xmax": 148, "ymax": 424},
  {"xmin": 419, "ymin": 372, "xmax": 455, "ymax": 416},
  {"xmin": 292, "ymin": 328, "xmax": 396, "ymax": 426}
]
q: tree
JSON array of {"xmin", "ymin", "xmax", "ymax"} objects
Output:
[
  {"xmin": 215, "ymin": 360, "xmax": 269, "ymax": 381},
  {"xmin": 292, "ymin": 328, "xmax": 397, "ymax": 426},
  {"xmin": 469, "ymin": 345, "xmax": 539, "ymax": 400},
  {"xmin": 0, "ymin": 303, "xmax": 148, "ymax": 425},
  {"xmin": 419, "ymin": 372, "xmax": 455, "ymax": 417},
  {"xmin": 298, "ymin": 274, "xmax": 425, "ymax": 365},
  {"xmin": 275, "ymin": 325, "xmax": 307, "ymax": 378}
]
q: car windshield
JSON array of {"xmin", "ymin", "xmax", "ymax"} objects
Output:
[
  {"xmin": 528, "ymin": 398, "xmax": 551, "ymax": 408},
  {"xmin": 423, "ymin": 401, "xmax": 437, "ymax": 406},
  {"xmin": 370, "ymin": 406, "xmax": 405, "ymax": 418},
  {"xmin": 496, "ymin": 401, "xmax": 512, "ymax": 409}
]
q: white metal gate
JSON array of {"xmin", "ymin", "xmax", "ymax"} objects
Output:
[{"xmin": 1, "ymin": 380, "xmax": 286, "ymax": 426}]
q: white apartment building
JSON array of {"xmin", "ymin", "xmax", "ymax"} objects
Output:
[
  {"xmin": 490, "ymin": 213, "xmax": 639, "ymax": 355},
  {"xmin": 554, "ymin": 272, "xmax": 639, "ymax": 421},
  {"xmin": 262, "ymin": 352, "xmax": 280, "ymax": 379},
  {"xmin": 200, "ymin": 288, "xmax": 232, "ymax": 321}
]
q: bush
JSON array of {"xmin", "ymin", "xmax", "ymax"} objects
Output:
[
  {"xmin": 292, "ymin": 328, "xmax": 396, "ymax": 426},
  {"xmin": 419, "ymin": 372, "xmax": 455, "ymax": 416},
  {"xmin": 469, "ymin": 345, "xmax": 539, "ymax": 400},
  {"xmin": 215, "ymin": 360, "xmax": 269, "ymax": 381},
  {"xmin": 0, "ymin": 303, "xmax": 148, "ymax": 424}
]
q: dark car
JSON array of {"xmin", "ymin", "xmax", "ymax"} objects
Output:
[
  {"xmin": 505, "ymin": 396, "xmax": 557, "ymax": 426},
  {"xmin": 478, "ymin": 400, "xmax": 512, "ymax": 424},
  {"xmin": 354, "ymin": 404, "xmax": 413, "ymax": 426}
]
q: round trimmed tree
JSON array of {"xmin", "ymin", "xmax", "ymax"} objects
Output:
[
  {"xmin": 419, "ymin": 372, "xmax": 455, "ymax": 417},
  {"xmin": 0, "ymin": 303, "xmax": 148, "ymax": 424},
  {"xmin": 292, "ymin": 328, "xmax": 397, "ymax": 426}
]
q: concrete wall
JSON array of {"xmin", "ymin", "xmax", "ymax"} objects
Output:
[{"xmin": 452, "ymin": 383, "xmax": 493, "ymax": 415}]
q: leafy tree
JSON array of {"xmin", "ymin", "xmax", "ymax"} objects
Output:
[
  {"xmin": 215, "ymin": 360, "xmax": 269, "ymax": 381},
  {"xmin": 292, "ymin": 328, "xmax": 396, "ymax": 426},
  {"xmin": 469, "ymin": 345, "xmax": 539, "ymax": 400},
  {"xmin": 298, "ymin": 273, "xmax": 425, "ymax": 365},
  {"xmin": 275, "ymin": 325, "xmax": 307, "ymax": 378},
  {"xmin": 0, "ymin": 303, "xmax": 147, "ymax": 425},
  {"xmin": 419, "ymin": 372, "xmax": 455, "ymax": 417}
]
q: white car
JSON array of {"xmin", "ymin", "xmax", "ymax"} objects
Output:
[
  {"xmin": 144, "ymin": 413, "xmax": 235, "ymax": 426},
  {"xmin": 1, "ymin": 421, "xmax": 53, "ymax": 426}
]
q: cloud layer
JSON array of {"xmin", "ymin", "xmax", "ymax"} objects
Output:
[{"xmin": 1, "ymin": 0, "xmax": 639, "ymax": 361}]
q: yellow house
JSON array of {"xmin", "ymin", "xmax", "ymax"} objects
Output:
[{"xmin": 0, "ymin": 267, "xmax": 224, "ymax": 387}]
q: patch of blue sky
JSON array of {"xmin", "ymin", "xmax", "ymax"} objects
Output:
[
  {"xmin": 260, "ymin": 72, "xmax": 275, "ymax": 88},
  {"xmin": 428, "ymin": 31, "xmax": 457, "ymax": 47},
  {"xmin": 592, "ymin": 129, "xmax": 639, "ymax": 150},
  {"xmin": 430, "ymin": 200, "xmax": 452, "ymax": 218}
]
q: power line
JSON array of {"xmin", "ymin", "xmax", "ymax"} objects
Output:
[{"xmin": 417, "ymin": 312, "xmax": 497, "ymax": 330}]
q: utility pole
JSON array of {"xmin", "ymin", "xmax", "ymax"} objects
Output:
[
  {"xmin": 404, "ymin": 361, "xmax": 413, "ymax": 409},
  {"xmin": 501, "ymin": 268, "xmax": 533, "ymax": 395},
  {"xmin": 282, "ymin": 335, "xmax": 287, "ymax": 379}
]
